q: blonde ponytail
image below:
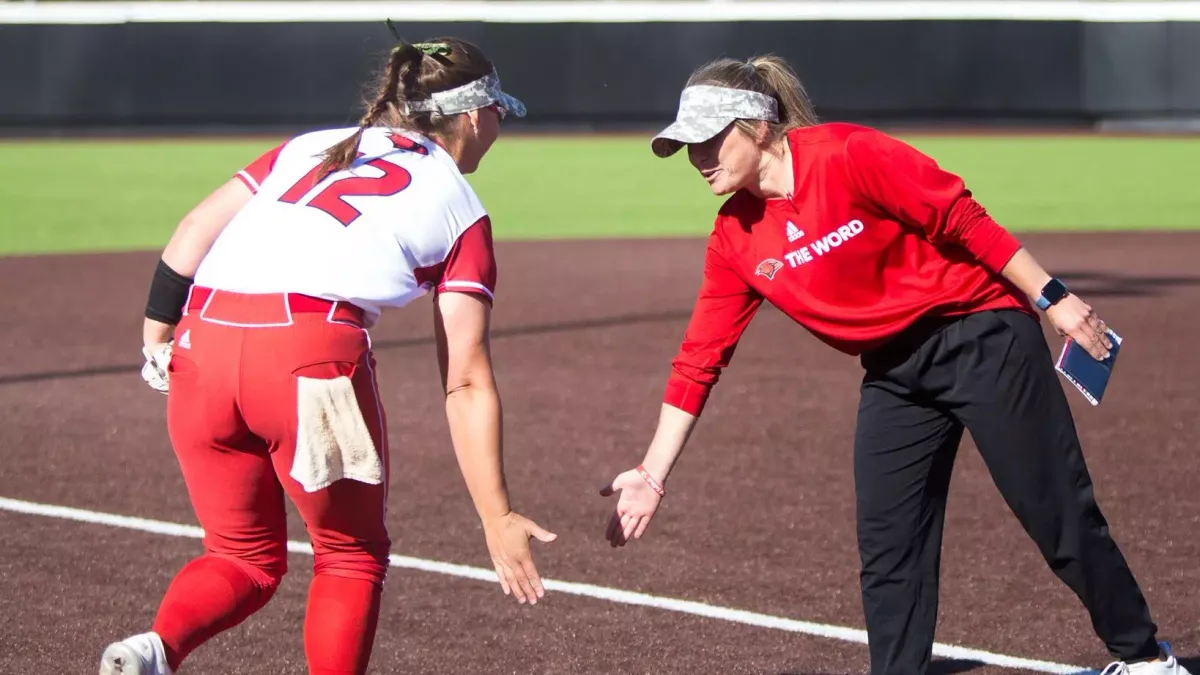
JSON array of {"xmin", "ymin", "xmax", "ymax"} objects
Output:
[
  {"xmin": 685, "ymin": 53, "xmax": 819, "ymax": 146},
  {"xmin": 747, "ymin": 55, "xmax": 818, "ymax": 129}
]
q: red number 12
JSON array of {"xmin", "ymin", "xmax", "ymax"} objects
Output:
[{"xmin": 278, "ymin": 134, "xmax": 428, "ymax": 227}]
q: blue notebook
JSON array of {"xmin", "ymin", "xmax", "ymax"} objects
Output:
[{"xmin": 1054, "ymin": 328, "xmax": 1122, "ymax": 406}]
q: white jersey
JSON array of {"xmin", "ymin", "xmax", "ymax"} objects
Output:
[{"xmin": 194, "ymin": 126, "xmax": 497, "ymax": 327}]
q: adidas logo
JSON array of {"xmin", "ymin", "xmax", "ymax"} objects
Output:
[
  {"xmin": 177, "ymin": 329, "xmax": 191, "ymax": 350},
  {"xmin": 786, "ymin": 221, "xmax": 805, "ymax": 242}
]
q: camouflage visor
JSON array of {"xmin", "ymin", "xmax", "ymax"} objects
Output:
[
  {"xmin": 401, "ymin": 70, "xmax": 527, "ymax": 119},
  {"xmin": 651, "ymin": 85, "xmax": 779, "ymax": 158}
]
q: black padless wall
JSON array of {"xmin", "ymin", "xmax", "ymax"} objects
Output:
[{"xmin": 2, "ymin": 19, "xmax": 1198, "ymax": 131}]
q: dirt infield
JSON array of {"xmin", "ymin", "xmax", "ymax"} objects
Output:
[{"xmin": 1, "ymin": 233, "xmax": 1198, "ymax": 674}]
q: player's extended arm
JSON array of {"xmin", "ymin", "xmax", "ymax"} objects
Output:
[
  {"xmin": 142, "ymin": 178, "xmax": 252, "ymax": 346},
  {"xmin": 433, "ymin": 291, "xmax": 556, "ymax": 606},
  {"xmin": 600, "ymin": 398, "xmax": 700, "ymax": 509},
  {"xmin": 597, "ymin": 404, "xmax": 699, "ymax": 549},
  {"xmin": 642, "ymin": 403, "xmax": 700, "ymax": 476},
  {"xmin": 600, "ymin": 235, "xmax": 762, "ymax": 547}
]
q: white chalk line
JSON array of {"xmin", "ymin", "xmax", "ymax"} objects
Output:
[{"xmin": 0, "ymin": 495, "xmax": 1098, "ymax": 674}]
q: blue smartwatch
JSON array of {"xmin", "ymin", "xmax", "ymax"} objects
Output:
[{"xmin": 1036, "ymin": 277, "xmax": 1069, "ymax": 311}]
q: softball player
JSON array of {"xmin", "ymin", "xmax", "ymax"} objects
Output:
[
  {"xmin": 99, "ymin": 37, "xmax": 555, "ymax": 675},
  {"xmin": 599, "ymin": 55, "xmax": 1190, "ymax": 675}
]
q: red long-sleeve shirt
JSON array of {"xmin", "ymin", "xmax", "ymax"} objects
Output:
[{"xmin": 663, "ymin": 123, "xmax": 1033, "ymax": 416}]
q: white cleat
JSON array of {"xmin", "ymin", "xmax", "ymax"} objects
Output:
[
  {"xmin": 98, "ymin": 632, "xmax": 173, "ymax": 675},
  {"xmin": 1101, "ymin": 642, "xmax": 1192, "ymax": 675}
]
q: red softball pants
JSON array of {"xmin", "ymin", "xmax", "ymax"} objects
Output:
[{"xmin": 151, "ymin": 287, "xmax": 391, "ymax": 675}]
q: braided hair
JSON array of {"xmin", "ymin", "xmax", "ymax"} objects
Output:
[{"xmin": 317, "ymin": 37, "xmax": 494, "ymax": 179}]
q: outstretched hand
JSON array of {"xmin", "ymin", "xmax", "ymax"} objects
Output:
[
  {"xmin": 482, "ymin": 511, "xmax": 557, "ymax": 605},
  {"xmin": 599, "ymin": 468, "xmax": 664, "ymax": 547}
]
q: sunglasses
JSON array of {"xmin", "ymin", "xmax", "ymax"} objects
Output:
[{"xmin": 487, "ymin": 103, "xmax": 507, "ymax": 123}]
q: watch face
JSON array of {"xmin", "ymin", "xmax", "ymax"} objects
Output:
[{"xmin": 1043, "ymin": 278, "xmax": 1069, "ymax": 303}]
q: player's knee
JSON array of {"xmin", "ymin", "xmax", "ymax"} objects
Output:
[
  {"xmin": 312, "ymin": 538, "xmax": 391, "ymax": 586},
  {"xmin": 209, "ymin": 548, "xmax": 288, "ymax": 592}
]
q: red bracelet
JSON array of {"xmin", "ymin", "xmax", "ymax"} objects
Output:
[{"xmin": 637, "ymin": 465, "xmax": 666, "ymax": 497}]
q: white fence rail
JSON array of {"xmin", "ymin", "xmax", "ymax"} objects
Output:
[{"xmin": 4, "ymin": 1, "xmax": 1200, "ymax": 24}]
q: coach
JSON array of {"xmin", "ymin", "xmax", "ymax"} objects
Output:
[{"xmin": 598, "ymin": 54, "xmax": 1188, "ymax": 675}]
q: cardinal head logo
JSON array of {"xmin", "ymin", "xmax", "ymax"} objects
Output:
[{"xmin": 754, "ymin": 258, "xmax": 784, "ymax": 281}]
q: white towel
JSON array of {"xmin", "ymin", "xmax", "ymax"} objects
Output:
[{"xmin": 290, "ymin": 375, "xmax": 384, "ymax": 493}]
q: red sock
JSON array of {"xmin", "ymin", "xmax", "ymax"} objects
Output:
[
  {"xmin": 151, "ymin": 555, "xmax": 278, "ymax": 671},
  {"xmin": 304, "ymin": 575, "xmax": 383, "ymax": 675}
]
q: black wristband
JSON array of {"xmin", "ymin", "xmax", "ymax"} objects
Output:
[{"xmin": 145, "ymin": 259, "xmax": 194, "ymax": 325}]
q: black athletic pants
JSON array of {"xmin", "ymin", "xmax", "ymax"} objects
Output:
[{"xmin": 854, "ymin": 309, "xmax": 1159, "ymax": 675}]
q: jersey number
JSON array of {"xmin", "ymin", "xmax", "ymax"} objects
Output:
[{"xmin": 277, "ymin": 134, "xmax": 428, "ymax": 227}]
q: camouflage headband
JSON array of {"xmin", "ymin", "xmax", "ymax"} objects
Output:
[
  {"xmin": 402, "ymin": 70, "xmax": 527, "ymax": 119},
  {"xmin": 650, "ymin": 85, "xmax": 779, "ymax": 158}
]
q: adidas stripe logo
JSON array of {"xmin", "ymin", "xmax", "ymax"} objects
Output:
[{"xmin": 786, "ymin": 221, "xmax": 805, "ymax": 242}]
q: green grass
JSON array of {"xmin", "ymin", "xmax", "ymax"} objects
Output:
[{"xmin": 1, "ymin": 134, "xmax": 1198, "ymax": 256}]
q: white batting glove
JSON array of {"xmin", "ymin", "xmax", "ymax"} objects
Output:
[{"xmin": 141, "ymin": 342, "xmax": 173, "ymax": 394}]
